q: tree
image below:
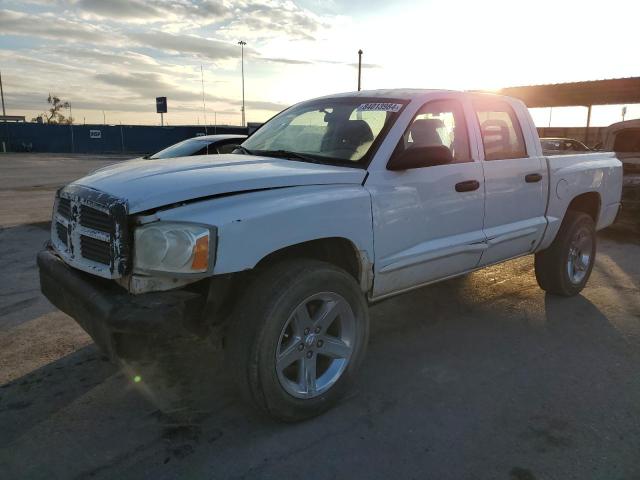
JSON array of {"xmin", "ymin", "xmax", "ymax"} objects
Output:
[{"xmin": 32, "ymin": 94, "xmax": 73, "ymax": 124}]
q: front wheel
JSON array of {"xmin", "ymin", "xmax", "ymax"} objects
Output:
[
  {"xmin": 535, "ymin": 211, "xmax": 596, "ymax": 296},
  {"xmin": 226, "ymin": 259, "xmax": 369, "ymax": 422}
]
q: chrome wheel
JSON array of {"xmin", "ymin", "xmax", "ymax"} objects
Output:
[
  {"xmin": 566, "ymin": 226, "xmax": 593, "ymax": 284},
  {"xmin": 275, "ymin": 292, "xmax": 355, "ymax": 399}
]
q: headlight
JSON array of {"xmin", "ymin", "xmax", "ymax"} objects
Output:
[{"xmin": 134, "ymin": 222, "xmax": 216, "ymax": 274}]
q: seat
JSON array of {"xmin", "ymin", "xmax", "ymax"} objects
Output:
[
  {"xmin": 410, "ymin": 118, "xmax": 444, "ymax": 147},
  {"xmin": 324, "ymin": 119, "xmax": 374, "ymax": 158}
]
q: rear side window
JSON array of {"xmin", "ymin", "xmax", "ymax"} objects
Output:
[{"xmin": 474, "ymin": 101, "xmax": 527, "ymax": 160}]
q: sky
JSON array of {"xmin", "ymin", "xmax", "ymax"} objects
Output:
[{"xmin": 0, "ymin": 0, "xmax": 639, "ymax": 127}]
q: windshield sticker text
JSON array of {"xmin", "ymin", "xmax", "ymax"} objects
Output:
[{"xmin": 356, "ymin": 103, "xmax": 402, "ymax": 112}]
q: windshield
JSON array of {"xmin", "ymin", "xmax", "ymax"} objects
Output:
[
  {"xmin": 150, "ymin": 138, "xmax": 214, "ymax": 159},
  {"xmin": 242, "ymin": 97, "xmax": 406, "ymax": 165}
]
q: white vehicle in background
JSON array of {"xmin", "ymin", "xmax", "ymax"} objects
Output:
[
  {"xmin": 145, "ymin": 134, "xmax": 246, "ymax": 159},
  {"xmin": 38, "ymin": 89, "xmax": 622, "ymax": 421}
]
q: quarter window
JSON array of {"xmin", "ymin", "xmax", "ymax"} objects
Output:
[{"xmin": 475, "ymin": 101, "xmax": 527, "ymax": 160}]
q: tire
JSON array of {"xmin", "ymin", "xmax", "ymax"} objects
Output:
[
  {"xmin": 225, "ymin": 259, "xmax": 369, "ymax": 422},
  {"xmin": 534, "ymin": 211, "xmax": 596, "ymax": 296}
]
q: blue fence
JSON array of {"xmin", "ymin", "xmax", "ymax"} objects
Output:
[{"xmin": 0, "ymin": 122, "xmax": 248, "ymax": 154}]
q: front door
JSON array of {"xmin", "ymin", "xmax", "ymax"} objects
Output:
[{"xmin": 367, "ymin": 98, "xmax": 486, "ymax": 298}]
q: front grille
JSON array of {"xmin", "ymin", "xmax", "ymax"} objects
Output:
[
  {"xmin": 52, "ymin": 187, "xmax": 130, "ymax": 278},
  {"xmin": 80, "ymin": 205, "xmax": 111, "ymax": 232},
  {"xmin": 80, "ymin": 235, "xmax": 111, "ymax": 265},
  {"xmin": 56, "ymin": 222, "xmax": 67, "ymax": 246},
  {"xmin": 57, "ymin": 198, "xmax": 71, "ymax": 219}
]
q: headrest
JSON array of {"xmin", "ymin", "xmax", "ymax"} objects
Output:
[{"xmin": 410, "ymin": 118, "xmax": 445, "ymax": 146}]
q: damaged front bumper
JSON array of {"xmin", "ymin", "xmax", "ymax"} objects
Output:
[{"xmin": 37, "ymin": 248, "xmax": 205, "ymax": 360}]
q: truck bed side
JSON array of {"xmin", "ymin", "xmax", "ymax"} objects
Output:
[{"xmin": 538, "ymin": 152, "xmax": 622, "ymax": 250}]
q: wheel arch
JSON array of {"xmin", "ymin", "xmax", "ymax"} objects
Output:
[
  {"xmin": 566, "ymin": 191, "xmax": 601, "ymax": 224},
  {"xmin": 254, "ymin": 237, "xmax": 372, "ymax": 293}
]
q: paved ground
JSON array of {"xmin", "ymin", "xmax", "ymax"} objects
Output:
[{"xmin": 1, "ymin": 153, "xmax": 639, "ymax": 480}]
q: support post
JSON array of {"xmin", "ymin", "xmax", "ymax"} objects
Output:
[
  {"xmin": 585, "ymin": 105, "xmax": 592, "ymax": 146},
  {"xmin": 357, "ymin": 49, "xmax": 363, "ymax": 91}
]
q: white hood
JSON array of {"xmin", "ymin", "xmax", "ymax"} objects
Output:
[{"xmin": 71, "ymin": 154, "xmax": 367, "ymax": 213}]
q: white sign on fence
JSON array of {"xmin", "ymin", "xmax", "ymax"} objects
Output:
[{"xmin": 89, "ymin": 129, "xmax": 102, "ymax": 139}]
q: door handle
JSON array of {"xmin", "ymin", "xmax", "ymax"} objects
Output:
[
  {"xmin": 455, "ymin": 180, "xmax": 480, "ymax": 192},
  {"xmin": 525, "ymin": 173, "xmax": 542, "ymax": 183}
]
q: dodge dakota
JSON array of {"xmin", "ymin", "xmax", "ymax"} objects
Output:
[{"xmin": 38, "ymin": 89, "xmax": 623, "ymax": 421}]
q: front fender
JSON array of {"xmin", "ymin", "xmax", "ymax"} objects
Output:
[{"xmin": 153, "ymin": 184, "xmax": 374, "ymax": 276}]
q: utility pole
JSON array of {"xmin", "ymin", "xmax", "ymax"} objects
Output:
[
  {"xmin": 357, "ymin": 49, "xmax": 363, "ymax": 91},
  {"xmin": 102, "ymin": 110, "xmax": 106, "ymax": 125},
  {"xmin": 0, "ymin": 71, "xmax": 6, "ymax": 119},
  {"xmin": 238, "ymin": 40, "xmax": 246, "ymax": 127}
]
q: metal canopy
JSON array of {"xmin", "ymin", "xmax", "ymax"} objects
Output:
[{"xmin": 497, "ymin": 77, "xmax": 640, "ymax": 108}]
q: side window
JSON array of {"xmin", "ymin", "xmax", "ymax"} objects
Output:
[
  {"xmin": 397, "ymin": 99, "xmax": 471, "ymax": 163},
  {"xmin": 474, "ymin": 101, "xmax": 527, "ymax": 160}
]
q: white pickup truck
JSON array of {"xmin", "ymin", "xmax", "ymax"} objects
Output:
[{"xmin": 38, "ymin": 89, "xmax": 622, "ymax": 421}]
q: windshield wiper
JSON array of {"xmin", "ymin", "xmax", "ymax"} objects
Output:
[{"xmin": 254, "ymin": 149, "xmax": 326, "ymax": 163}]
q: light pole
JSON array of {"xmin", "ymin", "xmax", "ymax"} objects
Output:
[
  {"xmin": 357, "ymin": 49, "xmax": 363, "ymax": 91},
  {"xmin": 238, "ymin": 40, "xmax": 246, "ymax": 127}
]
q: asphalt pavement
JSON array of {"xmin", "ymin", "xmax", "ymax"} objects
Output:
[{"xmin": 1, "ymin": 153, "xmax": 639, "ymax": 480}]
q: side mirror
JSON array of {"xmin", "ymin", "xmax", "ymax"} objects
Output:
[{"xmin": 387, "ymin": 145, "xmax": 453, "ymax": 171}]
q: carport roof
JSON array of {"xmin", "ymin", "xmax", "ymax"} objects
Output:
[{"xmin": 496, "ymin": 77, "xmax": 640, "ymax": 108}]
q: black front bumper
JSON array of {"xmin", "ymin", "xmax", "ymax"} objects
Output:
[{"xmin": 37, "ymin": 249, "xmax": 205, "ymax": 359}]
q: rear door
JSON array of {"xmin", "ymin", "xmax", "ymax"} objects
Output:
[{"xmin": 473, "ymin": 98, "xmax": 547, "ymax": 265}]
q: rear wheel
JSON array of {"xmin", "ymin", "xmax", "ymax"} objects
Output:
[
  {"xmin": 226, "ymin": 259, "xmax": 369, "ymax": 421},
  {"xmin": 534, "ymin": 211, "xmax": 596, "ymax": 296}
]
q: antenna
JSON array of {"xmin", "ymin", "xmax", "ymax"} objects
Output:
[{"xmin": 201, "ymin": 65, "xmax": 208, "ymax": 134}]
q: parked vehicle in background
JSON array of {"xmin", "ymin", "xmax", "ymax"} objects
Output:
[
  {"xmin": 603, "ymin": 120, "xmax": 640, "ymax": 224},
  {"xmin": 146, "ymin": 134, "xmax": 246, "ymax": 159},
  {"xmin": 38, "ymin": 89, "xmax": 622, "ymax": 421},
  {"xmin": 541, "ymin": 137, "xmax": 590, "ymax": 154}
]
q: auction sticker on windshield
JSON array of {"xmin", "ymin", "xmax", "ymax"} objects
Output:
[{"xmin": 357, "ymin": 103, "xmax": 402, "ymax": 112}]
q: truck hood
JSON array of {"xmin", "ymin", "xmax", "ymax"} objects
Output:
[{"xmin": 71, "ymin": 154, "xmax": 367, "ymax": 213}]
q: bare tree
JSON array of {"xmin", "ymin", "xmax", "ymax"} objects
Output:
[{"xmin": 32, "ymin": 94, "xmax": 73, "ymax": 124}]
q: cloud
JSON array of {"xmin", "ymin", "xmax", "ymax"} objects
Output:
[
  {"xmin": 94, "ymin": 72, "xmax": 199, "ymax": 100},
  {"xmin": 0, "ymin": 9, "xmax": 112, "ymax": 43},
  {"xmin": 72, "ymin": 0, "xmax": 231, "ymax": 26},
  {"xmin": 93, "ymin": 72, "xmax": 288, "ymax": 112},
  {"xmin": 75, "ymin": 0, "xmax": 164, "ymax": 20},
  {"xmin": 127, "ymin": 31, "xmax": 241, "ymax": 61},
  {"xmin": 347, "ymin": 62, "xmax": 382, "ymax": 69},
  {"xmin": 217, "ymin": 0, "xmax": 330, "ymax": 41},
  {"xmin": 260, "ymin": 57, "xmax": 313, "ymax": 65}
]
